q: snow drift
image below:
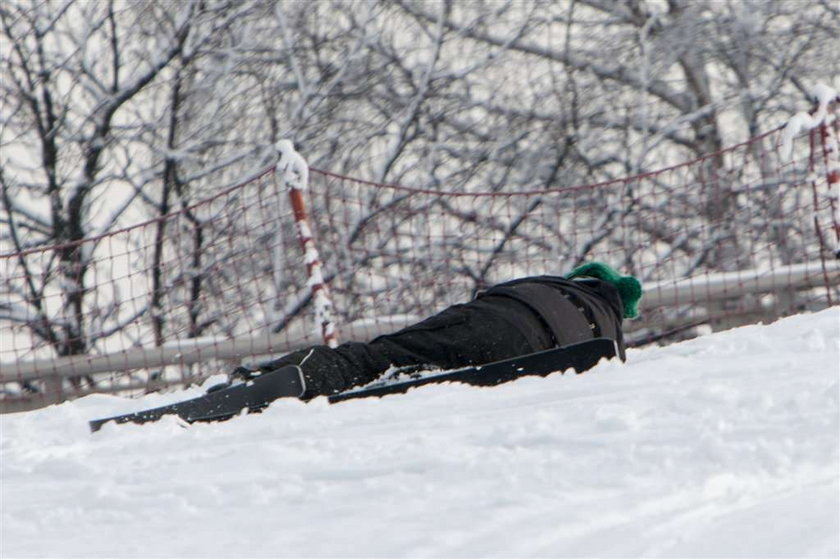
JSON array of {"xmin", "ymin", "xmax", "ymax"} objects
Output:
[{"xmin": 2, "ymin": 309, "xmax": 838, "ymax": 558}]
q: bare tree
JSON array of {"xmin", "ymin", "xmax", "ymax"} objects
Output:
[
  {"xmin": 0, "ymin": 0, "xmax": 270, "ymax": 393},
  {"xmin": 1, "ymin": 0, "xmax": 835, "ymax": 398}
]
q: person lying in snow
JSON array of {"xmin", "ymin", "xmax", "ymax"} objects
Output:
[{"xmin": 238, "ymin": 262, "xmax": 642, "ymax": 399}]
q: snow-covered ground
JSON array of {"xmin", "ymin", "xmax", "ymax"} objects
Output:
[{"xmin": 2, "ymin": 309, "xmax": 838, "ymax": 558}]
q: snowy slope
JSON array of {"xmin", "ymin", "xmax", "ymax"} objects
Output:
[{"xmin": 2, "ymin": 309, "xmax": 838, "ymax": 558}]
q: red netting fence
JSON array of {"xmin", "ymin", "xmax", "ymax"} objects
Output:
[{"xmin": 2, "ymin": 108, "xmax": 838, "ymax": 412}]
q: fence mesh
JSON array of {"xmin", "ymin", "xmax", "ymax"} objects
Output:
[
  {"xmin": 2, "ymin": 108, "xmax": 838, "ymax": 411},
  {"xmin": 2, "ymin": 169, "xmax": 316, "ymax": 407},
  {"xmin": 311, "ymin": 119, "xmax": 838, "ymax": 346}
]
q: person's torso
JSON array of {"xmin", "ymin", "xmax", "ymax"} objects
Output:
[{"xmin": 480, "ymin": 275, "xmax": 626, "ymax": 358}]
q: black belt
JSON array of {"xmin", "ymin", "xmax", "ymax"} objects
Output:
[{"xmin": 561, "ymin": 289, "xmax": 600, "ymax": 338}]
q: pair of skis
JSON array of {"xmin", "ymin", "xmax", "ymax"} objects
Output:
[{"xmin": 89, "ymin": 337, "xmax": 617, "ymax": 432}]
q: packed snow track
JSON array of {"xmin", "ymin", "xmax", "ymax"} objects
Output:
[{"xmin": 2, "ymin": 309, "xmax": 838, "ymax": 558}]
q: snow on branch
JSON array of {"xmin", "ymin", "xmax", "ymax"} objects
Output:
[{"xmin": 781, "ymin": 83, "xmax": 839, "ymax": 160}]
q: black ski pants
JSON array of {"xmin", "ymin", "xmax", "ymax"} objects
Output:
[{"xmin": 261, "ymin": 295, "xmax": 556, "ymax": 398}]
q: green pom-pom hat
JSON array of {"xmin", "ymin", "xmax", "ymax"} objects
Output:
[{"xmin": 566, "ymin": 262, "xmax": 643, "ymax": 319}]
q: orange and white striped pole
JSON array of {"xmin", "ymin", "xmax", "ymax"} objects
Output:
[{"xmin": 276, "ymin": 140, "xmax": 339, "ymax": 348}]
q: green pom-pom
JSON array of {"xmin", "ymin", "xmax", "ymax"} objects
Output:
[{"xmin": 566, "ymin": 262, "xmax": 643, "ymax": 319}]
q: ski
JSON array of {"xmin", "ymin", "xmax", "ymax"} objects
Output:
[
  {"xmin": 327, "ymin": 337, "xmax": 618, "ymax": 403},
  {"xmin": 90, "ymin": 338, "xmax": 617, "ymax": 431},
  {"xmin": 89, "ymin": 365, "xmax": 305, "ymax": 432}
]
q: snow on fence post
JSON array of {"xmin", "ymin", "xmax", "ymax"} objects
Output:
[
  {"xmin": 783, "ymin": 84, "xmax": 840, "ymax": 303},
  {"xmin": 275, "ymin": 140, "xmax": 339, "ymax": 348},
  {"xmin": 812, "ymin": 89, "xmax": 840, "ymax": 304},
  {"xmin": 817, "ymin": 97, "xmax": 839, "ymax": 257}
]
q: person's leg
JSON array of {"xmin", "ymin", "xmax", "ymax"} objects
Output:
[
  {"xmin": 258, "ymin": 342, "xmax": 393, "ymax": 398},
  {"xmin": 257, "ymin": 295, "xmax": 551, "ymax": 398},
  {"xmin": 370, "ymin": 296, "xmax": 545, "ymax": 371}
]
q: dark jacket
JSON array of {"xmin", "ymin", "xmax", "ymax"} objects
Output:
[
  {"xmin": 264, "ymin": 276, "xmax": 626, "ymax": 398},
  {"xmin": 481, "ymin": 275, "xmax": 626, "ymax": 356}
]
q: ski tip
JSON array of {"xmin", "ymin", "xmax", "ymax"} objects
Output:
[
  {"xmin": 89, "ymin": 414, "xmax": 139, "ymax": 433},
  {"xmin": 88, "ymin": 415, "xmax": 130, "ymax": 433}
]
